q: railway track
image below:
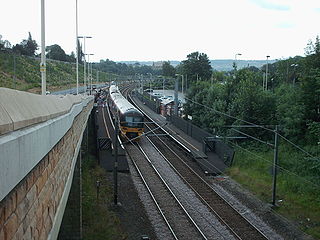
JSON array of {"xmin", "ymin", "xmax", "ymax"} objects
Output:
[
  {"xmin": 126, "ymin": 142, "xmax": 207, "ymax": 239},
  {"xmin": 144, "ymin": 121, "xmax": 268, "ymax": 240},
  {"xmin": 119, "ymin": 85, "xmax": 270, "ymax": 239}
]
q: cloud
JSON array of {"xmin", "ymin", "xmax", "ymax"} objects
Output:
[
  {"xmin": 276, "ymin": 22, "xmax": 295, "ymax": 28},
  {"xmin": 250, "ymin": 0, "xmax": 290, "ymax": 11}
]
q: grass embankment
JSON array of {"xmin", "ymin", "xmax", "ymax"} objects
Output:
[
  {"xmin": 82, "ymin": 154, "xmax": 126, "ymax": 239},
  {"xmin": 0, "ymin": 51, "xmax": 115, "ymax": 93},
  {"xmin": 226, "ymin": 143, "xmax": 320, "ymax": 238},
  {"xmin": 82, "ymin": 114, "xmax": 126, "ymax": 239}
]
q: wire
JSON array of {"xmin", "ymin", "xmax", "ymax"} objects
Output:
[
  {"xmin": 277, "ymin": 133, "xmax": 319, "ymax": 160},
  {"xmin": 227, "ymin": 140, "xmax": 320, "ymax": 189},
  {"xmin": 231, "ymin": 128, "xmax": 274, "ymax": 147},
  {"xmin": 136, "ymin": 85, "xmax": 319, "ymax": 172},
  {"xmin": 184, "ymin": 97, "xmax": 275, "ymax": 133},
  {"xmin": 183, "ymin": 96, "xmax": 319, "ymax": 161}
]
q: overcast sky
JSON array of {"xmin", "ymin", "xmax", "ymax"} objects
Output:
[{"xmin": 1, "ymin": 0, "xmax": 320, "ymax": 62}]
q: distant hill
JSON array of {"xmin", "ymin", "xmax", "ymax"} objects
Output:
[{"xmin": 118, "ymin": 59, "xmax": 277, "ymax": 71}]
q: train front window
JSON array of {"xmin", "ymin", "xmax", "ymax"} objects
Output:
[{"xmin": 125, "ymin": 116, "xmax": 143, "ymax": 128}]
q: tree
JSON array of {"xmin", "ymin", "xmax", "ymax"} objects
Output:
[
  {"xmin": 77, "ymin": 39, "xmax": 84, "ymax": 64},
  {"xmin": 304, "ymin": 35, "xmax": 320, "ymax": 69},
  {"xmin": 162, "ymin": 61, "xmax": 175, "ymax": 77},
  {"xmin": 275, "ymin": 84, "xmax": 305, "ymax": 140},
  {"xmin": 66, "ymin": 51, "xmax": 76, "ymax": 63},
  {"xmin": 0, "ymin": 35, "xmax": 4, "ymax": 50},
  {"xmin": 180, "ymin": 51, "xmax": 212, "ymax": 83},
  {"xmin": 12, "ymin": 32, "xmax": 38, "ymax": 56},
  {"xmin": 46, "ymin": 44, "xmax": 67, "ymax": 61}
]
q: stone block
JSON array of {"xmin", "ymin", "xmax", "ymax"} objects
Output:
[
  {"xmin": 3, "ymin": 192, "xmax": 17, "ymax": 222},
  {"xmin": 36, "ymin": 171, "xmax": 47, "ymax": 195},
  {"xmin": 33, "ymin": 227, "xmax": 39, "ymax": 240},
  {"xmin": 26, "ymin": 172, "xmax": 35, "ymax": 193},
  {"xmin": 16, "ymin": 181, "xmax": 28, "ymax": 206},
  {"xmin": 0, "ymin": 227, "xmax": 4, "ymax": 240},
  {"xmin": 15, "ymin": 195, "xmax": 30, "ymax": 223},
  {"xmin": 3, "ymin": 213, "xmax": 18, "ymax": 240},
  {"xmin": 39, "ymin": 228, "xmax": 46, "ymax": 240},
  {"xmin": 12, "ymin": 223, "xmax": 23, "ymax": 240},
  {"xmin": 0, "ymin": 202, "xmax": 5, "ymax": 228},
  {"xmin": 43, "ymin": 214, "xmax": 52, "ymax": 236}
]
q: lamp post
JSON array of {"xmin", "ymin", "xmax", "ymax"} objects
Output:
[
  {"xmin": 40, "ymin": 0, "xmax": 46, "ymax": 95},
  {"xmin": 174, "ymin": 74, "xmax": 181, "ymax": 116},
  {"xmin": 265, "ymin": 55, "xmax": 270, "ymax": 91},
  {"xmin": 78, "ymin": 36, "xmax": 92, "ymax": 91},
  {"xmin": 162, "ymin": 76, "xmax": 165, "ymax": 95},
  {"xmin": 290, "ymin": 64, "xmax": 298, "ymax": 86},
  {"xmin": 75, "ymin": 0, "xmax": 79, "ymax": 94},
  {"xmin": 147, "ymin": 73, "xmax": 152, "ymax": 100},
  {"xmin": 234, "ymin": 53, "xmax": 242, "ymax": 70},
  {"xmin": 86, "ymin": 53, "xmax": 94, "ymax": 94}
]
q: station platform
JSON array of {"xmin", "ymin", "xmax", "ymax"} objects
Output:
[
  {"xmin": 95, "ymin": 106, "xmax": 129, "ymax": 172},
  {"xmin": 131, "ymin": 95, "xmax": 227, "ymax": 175}
]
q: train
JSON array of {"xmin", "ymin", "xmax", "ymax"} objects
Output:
[{"xmin": 109, "ymin": 84, "xmax": 144, "ymax": 141}]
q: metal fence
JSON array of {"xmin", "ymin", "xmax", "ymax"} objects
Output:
[
  {"xmin": 170, "ymin": 114, "xmax": 234, "ymax": 167},
  {"xmin": 135, "ymin": 91, "xmax": 234, "ymax": 167},
  {"xmin": 135, "ymin": 91, "xmax": 160, "ymax": 113}
]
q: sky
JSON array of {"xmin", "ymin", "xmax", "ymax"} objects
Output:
[{"xmin": 1, "ymin": 0, "xmax": 320, "ymax": 62}]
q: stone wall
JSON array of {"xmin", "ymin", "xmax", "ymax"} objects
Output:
[{"xmin": 0, "ymin": 101, "xmax": 92, "ymax": 240}]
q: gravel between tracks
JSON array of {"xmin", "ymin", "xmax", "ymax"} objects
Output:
[
  {"xmin": 139, "ymin": 137, "xmax": 237, "ymax": 240},
  {"xmin": 211, "ymin": 176, "xmax": 315, "ymax": 240},
  {"xmin": 106, "ymin": 146, "xmax": 314, "ymax": 240}
]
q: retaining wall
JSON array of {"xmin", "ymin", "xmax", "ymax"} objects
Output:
[{"xmin": 0, "ymin": 88, "xmax": 93, "ymax": 239}]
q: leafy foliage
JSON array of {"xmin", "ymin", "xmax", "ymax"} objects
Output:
[
  {"xmin": 95, "ymin": 59, "xmax": 160, "ymax": 76},
  {"xmin": 46, "ymin": 44, "xmax": 67, "ymax": 61},
  {"xmin": 179, "ymin": 51, "xmax": 212, "ymax": 83},
  {"xmin": 162, "ymin": 61, "xmax": 176, "ymax": 77},
  {"xmin": 12, "ymin": 32, "xmax": 38, "ymax": 56}
]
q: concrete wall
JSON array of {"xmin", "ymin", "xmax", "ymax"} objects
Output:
[
  {"xmin": 0, "ymin": 89, "xmax": 93, "ymax": 239},
  {"xmin": 0, "ymin": 87, "xmax": 85, "ymax": 136},
  {"xmin": 0, "ymin": 90, "xmax": 92, "ymax": 202}
]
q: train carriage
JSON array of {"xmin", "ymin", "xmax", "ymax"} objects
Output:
[{"xmin": 109, "ymin": 84, "xmax": 144, "ymax": 141}]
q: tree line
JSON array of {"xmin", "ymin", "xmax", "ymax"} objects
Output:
[
  {"xmin": 0, "ymin": 32, "xmax": 82, "ymax": 63},
  {"xmin": 177, "ymin": 41, "xmax": 319, "ymax": 150}
]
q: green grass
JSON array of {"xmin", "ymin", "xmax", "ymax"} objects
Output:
[
  {"xmin": 82, "ymin": 154, "xmax": 126, "ymax": 240},
  {"xmin": 0, "ymin": 51, "xmax": 115, "ymax": 93},
  {"xmin": 81, "ymin": 115, "xmax": 126, "ymax": 240},
  {"xmin": 226, "ymin": 144, "xmax": 320, "ymax": 238}
]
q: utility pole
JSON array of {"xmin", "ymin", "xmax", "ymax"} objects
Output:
[
  {"xmin": 75, "ymin": 0, "xmax": 79, "ymax": 94},
  {"xmin": 40, "ymin": 0, "xmax": 46, "ymax": 95},
  {"xmin": 265, "ymin": 55, "xmax": 270, "ymax": 91},
  {"xmin": 78, "ymin": 36, "xmax": 92, "ymax": 91},
  {"xmin": 272, "ymin": 125, "xmax": 279, "ymax": 206},
  {"xmin": 181, "ymin": 75, "xmax": 184, "ymax": 94},
  {"xmin": 113, "ymin": 116, "xmax": 119, "ymax": 205},
  {"xmin": 13, "ymin": 54, "xmax": 16, "ymax": 89},
  {"xmin": 174, "ymin": 74, "xmax": 179, "ymax": 116},
  {"xmin": 97, "ymin": 70, "xmax": 99, "ymax": 84}
]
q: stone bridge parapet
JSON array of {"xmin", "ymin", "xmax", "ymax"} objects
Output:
[{"xmin": 0, "ymin": 88, "xmax": 93, "ymax": 239}]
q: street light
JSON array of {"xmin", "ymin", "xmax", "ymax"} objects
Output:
[
  {"xmin": 234, "ymin": 53, "xmax": 242, "ymax": 71},
  {"xmin": 265, "ymin": 55, "xmax": 270, "ymax": 91},
  {"xmin": 75, "ymin": 0, "xmax": 79, "ymax": 94},
  {"xmin": 147, "ymin": 73, "xmax": 153, "ymax": 100},
  {"xmin": 40, "ymin": 0, "xmax": 46, "ymax": 95},
  {"xmin": 78, "ymin": 36, "xmax": 92, "ymax": 91},
  {"xmin": 85, "ymin": 53, "xmax": 94, "ymax": 93},
  {"xmin": 290, "ymin": 64, "xmax": 298, "ymax": 86}
]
